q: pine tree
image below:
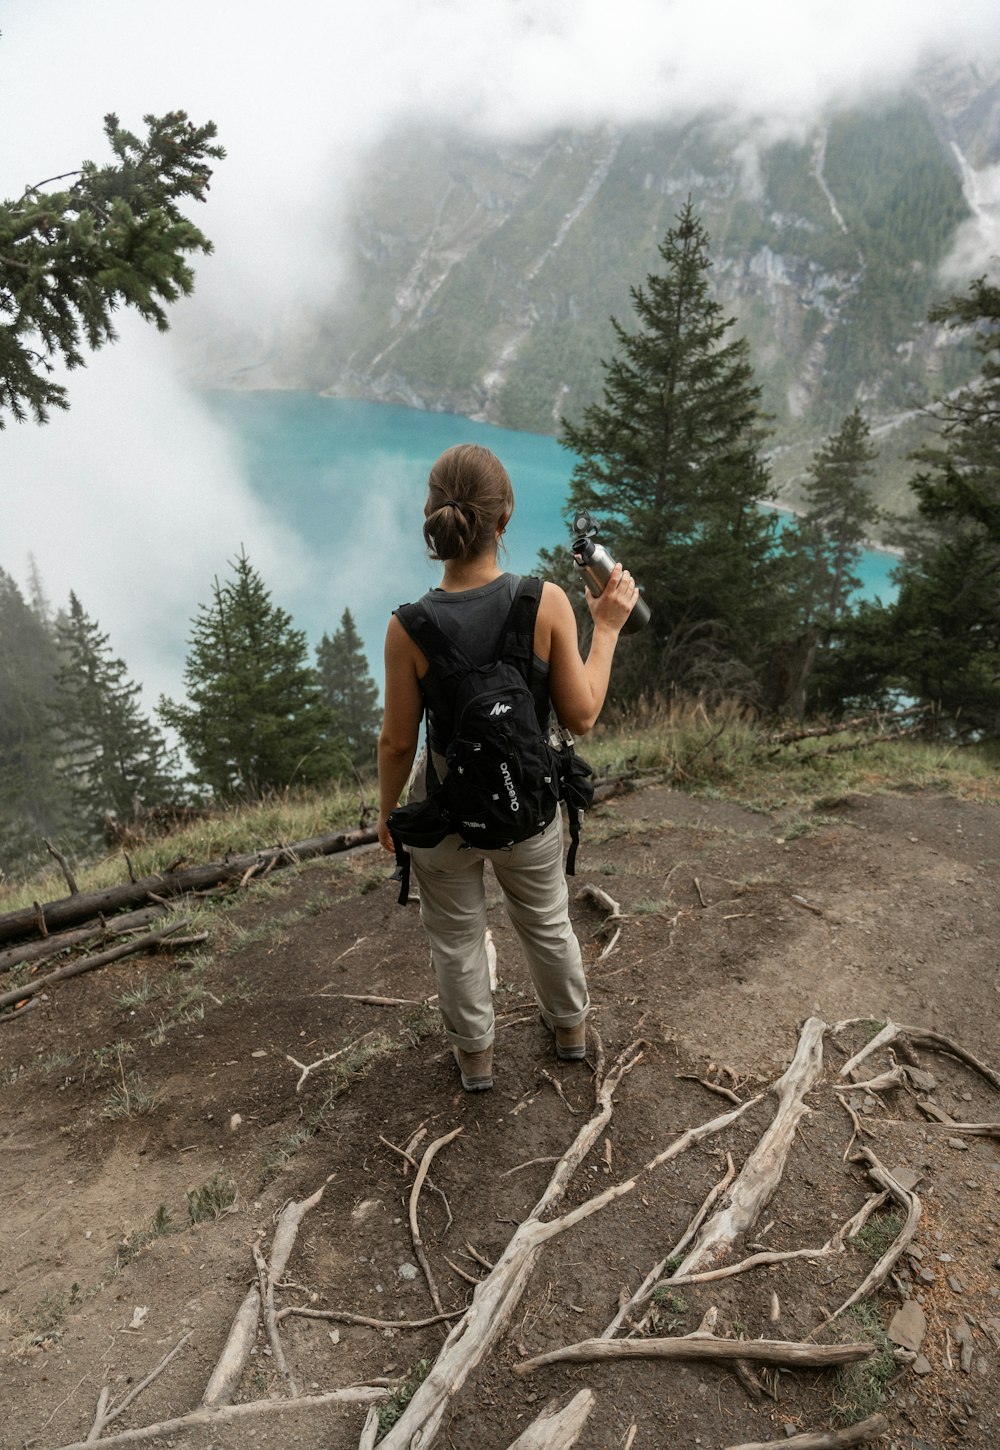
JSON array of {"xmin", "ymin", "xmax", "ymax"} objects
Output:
[
  {"xmin": 51, "ymin": 593, "xmax": 177, "ymax": 827},
  {"xmin": 316, "ymin": 609, "xmax": 380, "ymax": 765},
  {"xmin": 0, "ymin": 566, "xmax": 71, "ymax": 872},
  {"xmin": 793, "ymin": 407, "xmax": 881, "ymax": 627},
  {"xmin": 1, "ymin": 110, "xmax": 224, "ymax": 427},
  {"xmin": 559, "ymin": 200, "xmax": 786, "ymax": 699},
  {"xmin": 823, "ymin": 276, "xmax": 1000, "ymax": 732},
  {"xmin": 160, "ymin": 551, "xmax": 342, "ymax": 797}
]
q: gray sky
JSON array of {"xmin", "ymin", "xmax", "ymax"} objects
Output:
[{"xmin": 2, "ymin": 0, "xmax": 1000, "ymax": 709}]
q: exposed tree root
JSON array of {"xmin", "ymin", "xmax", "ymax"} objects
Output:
[
  {"xmin": 724, "ymin": 1413, "xmax": 889, "ymax": 1449},
  {"xmin": 515, "ymin": 1332, "xmax": 875, "ymax": 1375},
  {"xmin": 52, "ymin": 1386, "xmax": 389, "ymax": 1450},
  {"xmin": 672, "ymin": 1016, "xmax": 827, "ymax": 1276},
  {"xmin": 504, "ymin": 1389, "xmax": 595, "ymax": 1448},
  {"xmin": 813, "ymin": 1148, "xmax": 921, "ymax": 1332}
]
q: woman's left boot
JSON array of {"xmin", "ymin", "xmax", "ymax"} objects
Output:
[{"xmin": 453, "ymin": 1045, "xmax": 494, "ymax": 1092}]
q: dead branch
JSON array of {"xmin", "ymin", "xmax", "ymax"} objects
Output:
[
  {"xmin": 504, "ymin": 1389, "xmax": 596, "ymax": 1448},
  {"xmin": 410, "ymin": 1127, "xmax": 463, "ymax": 1315},
  {"xmin": 540, "ymin": 1069, "xmax": 581, "ymax": 1114},
  {"xmin": 323, "ymin": 993, "xmax": 429, "ymax": 1006},
  {"xmin": 575, "ymin": 883, "xmax": 624, "ymax": 919},
  {"xmin": 515, "ymin": 1332, "xmax": 874, "ymax": 1376},
  {"xmin": 0, "ymin": 998, "xmax": 38, "ymax": 1023},
  {"xmin": 900, "ymin": 1027, "xmax": 1000, "ymax": 1092},
  {"xmin": 724, "ymin": 1414, "xmax": 889, "ymax": 1449},
  {"xmin": 595, "ymin": 927, "xmax": 622, "ymax": 963},
  {"xmin": 833, "ymin": 1066, "xmax": 909, "ymax": 1096},
  {"xmin": 671, "ymin": 1017, "xmax": 827, "ymax": 1277},
  {"xmin": 0, "ymin": 920, "xmax": 191, "ymax": 1013},
  {"xmin": 277, "ymin": 1307, "xmax": 461, "ymax": 1329},
  {"xmin": 918, "ymin": 1120, "xmax": 1000, "ymax": 1137},
  {"xmin": 287, "ymin": 1030, "xmax": 384, "ymax": 1093},
  {"xmin": 834, "ymin": 1094, "xmax": 875, "ymax": 1161},
  {"xmin": 43, "ymin": 840, "xmax": 79, "ymax": 894},
  {"xmin": 677, "ymin": 1073, "xmax": 743, "ymax": 1105},
  {"xmin": 51, "ymin": 1385, "xmax": 389, "ymax": 1450}
]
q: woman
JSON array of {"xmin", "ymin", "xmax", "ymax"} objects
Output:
[{"xmin": 377, "ymin": 444, "xmax": 638, "ymax": 1092}]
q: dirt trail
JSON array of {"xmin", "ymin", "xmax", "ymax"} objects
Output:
[{"xmin": 1, "ymin": 783, "xmax": 998, "ymax": 1450}]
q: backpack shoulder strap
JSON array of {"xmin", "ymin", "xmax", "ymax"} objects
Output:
[
  {"xmin": 495, "ymin": 576, "xmax": 543, "ymax": 676},
  {"xmin": 394, "ymin": 601, "xmax": 474, "ymax": 678}
]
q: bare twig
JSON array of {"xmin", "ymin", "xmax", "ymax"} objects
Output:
[
  {"xmin": 286, "ymin": 1029, "xmax": 383, "ymax": 1093},
  {"xmin": 677, "ymin": 1073, "xmax": 743, "ymax": 1105},
  {"xmin": 95, "ymin": 1331, "xmax": 193, "ymax": 1432},
  {"xmin": 575, "ymin": 884, "xmax": 624, "ymax": 919},
  {"xmin": 410, "ymin": 1127, "xmax": 463, "ymax": 1315},
  {"xmin": 276, "ymin": 1307, "xmax": 461, "ymax": 1329},
  {"xmin": 44, "ymin": 840, "xmax": 79, "ymax": 895},
  {"xmin": 540, "ymin": 1069, "xmax": 581, "ymax": 1115},
  {"xmin": 813, "ymin": 1151, "xmax": 920, "ymax": 1332}
]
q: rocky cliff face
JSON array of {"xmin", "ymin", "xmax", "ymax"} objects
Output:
[{"xmin": 197, "ymin": 61, "xmax": 1000, "ymax": 511}]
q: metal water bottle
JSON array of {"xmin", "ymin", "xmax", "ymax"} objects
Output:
[{"xmin": 571, "ymin": 509, "xmax": 651, "ymax": 634}]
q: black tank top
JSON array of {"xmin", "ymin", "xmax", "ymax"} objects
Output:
[{"xmin": 412, "ymin": 573, "xmax": 551, "ymax": 755}]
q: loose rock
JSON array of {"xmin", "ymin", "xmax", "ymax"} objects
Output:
[{"xmin": 888, "ymin": 1300, "xmax": 928, "ymax": 1352}]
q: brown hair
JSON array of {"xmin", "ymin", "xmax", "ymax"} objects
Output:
[{"xmin": 423, "ymin": 444, "xmax": 514, "ymax": 562}]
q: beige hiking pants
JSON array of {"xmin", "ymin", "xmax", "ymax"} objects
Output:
[{"xmin": 409, "ymin": 810, "xmax": 589, "ymax": 1053}]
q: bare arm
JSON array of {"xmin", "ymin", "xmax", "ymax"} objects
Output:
[
  {"xmin": 377, "ymin": 616, "xmax": 425, "ymax": 852},
  {"xmin": 542, "ymin": 565, "xmax": 638, "ymax": 734}
]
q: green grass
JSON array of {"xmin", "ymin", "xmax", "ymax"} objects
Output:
[
  {"xmin": 377, "ymin": 1358, "xmax": 431, "ymax": 1437},
  {"xmin": 187, "ymin": 1173, "xmax": 237, "ymax": 1223},
  {"xmin": 830, "ymin": 1301, "xmax": 896, "ymax": 1425},
  {"xmin": 849, "ymin": 1212, "xmax": 904, "ymax": 1260}
]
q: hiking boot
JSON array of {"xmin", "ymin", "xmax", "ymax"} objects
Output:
[
  {"xmin": 554, "ymin": 1023, "xmax": 587, "ymax": 1061},
  {"xmin": 453, "ymin": 1045, "xmax": 494, "ymax": 1092}
]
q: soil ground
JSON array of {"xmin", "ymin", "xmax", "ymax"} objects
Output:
[{"xmin": 1, "ymin": 782, "xmax": 998, "ymax": 1450}]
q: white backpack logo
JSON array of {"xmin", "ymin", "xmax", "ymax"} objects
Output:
[{"xmin": 489, "ymin": 702, "xmax": 513, "ymax": 717}]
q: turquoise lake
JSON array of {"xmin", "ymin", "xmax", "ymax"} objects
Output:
[{"xmin": 204, "ymin": 392, "xmax": 899, "ymax": 685}]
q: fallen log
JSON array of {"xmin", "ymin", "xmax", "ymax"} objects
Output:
[
  {"xmin": 0, "ymin": 827, "xmax": 378, "ymax": 946},
  {"xmin": 0, "ymin": 920, "xmax": 191, "ymax": 1013},
  {"xmin": 0, "ymin": 905, "xmax": 169, "ymax": 977}
]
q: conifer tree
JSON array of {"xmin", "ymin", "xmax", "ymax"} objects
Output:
[
  {"xmin": 161, "ymin": 551, "xmax": 342, "ymax": 797},
  {"xmin": 51, "ymin": 594, "xmax": 177, "ymax": 827},
  {"xmin": 0, "ymin": 566, "xmax": 70, "ymax": 871},
  {"xmin": 787, "ymin": 407, "xmax": 881, "ymax": 627},
  {"xmin": 559, "ymin": 201, "xmax": 786, "ymax": 698},
  {"xmin": 822, "ymin": 276, "xmax": 1000, "ymax": 732},
  {"xmin": 1, "ymin": 110, "xmax": 224, "ymax": 427},
  {"xmin": 316, "ymin": 609, "xmax": 380, "ymax": 765}
]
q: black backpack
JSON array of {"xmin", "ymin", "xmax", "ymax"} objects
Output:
[{"xmin": 387, "ymin": 577, "xmax": 593, "ymax": 904}]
